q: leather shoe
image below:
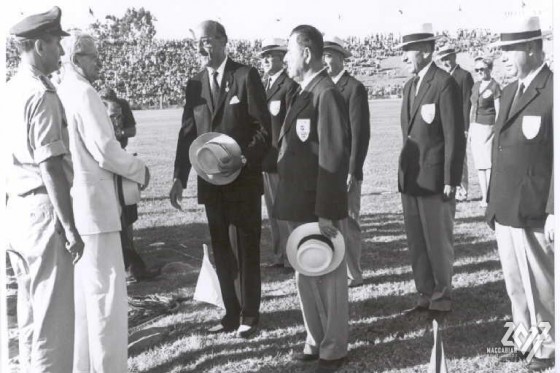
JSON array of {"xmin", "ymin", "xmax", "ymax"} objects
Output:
[
  {"xmin": 527, "ymin": 357, "xmax": 554, "ymax": 371},
  {"xmin": 348, "ymin": 279, "xmax": 364, "ymax": 288},
  {"xmin": 403, "ymin": 304, "xmax": 429, "ymax": 316},
  {"xmin": 427, "ymin": 309, "xmax": 450, "ymax": 322},
  {"xmin": 237, "ymin": 324, "xmax": 258, "ymax": 338},
  {"xmin": 208, "ymin": 323, "xmax": 237, "ymax": 334},
  {"xmin": 315, "ymin": 357, "xmax": 347, "ymax": 372},
  {"xmin": 292, "ymin": 352, "xmax": 319, "ymax": 362},
  {"xmin": 498, "ymin": 350, "xmax": 527, "ymax": 362}
]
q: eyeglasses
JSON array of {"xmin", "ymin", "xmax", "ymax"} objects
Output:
[{"xmin": 474, "ymin": 68, "xmax": 486, "ymax": 73}]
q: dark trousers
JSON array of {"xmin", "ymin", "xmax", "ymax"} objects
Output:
[
  {"xmin": 120, "ymin": 204, "xmax": 146, "ymax": 275},
  {"xmin": 205, "ymin": 194, "xmax": 262, "ymax": 327}
]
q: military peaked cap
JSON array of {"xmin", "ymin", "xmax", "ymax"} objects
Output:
[{"xmin": 10, "ymin": 6, "xmax": 70, "ymax": 39}]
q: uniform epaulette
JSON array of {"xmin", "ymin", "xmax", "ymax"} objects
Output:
[{"xmin": 39, "ymin": 75, "xmax": 56, "ymax": 92}]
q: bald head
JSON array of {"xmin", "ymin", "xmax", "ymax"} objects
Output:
[{"xmin": 194, "ymin": 20, "xmax": 228, "ymax": 68}]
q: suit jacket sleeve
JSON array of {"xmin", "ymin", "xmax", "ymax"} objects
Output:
[
  {"xmin": 462, "ymin": 72, "xmax": 474, "ymax": 132},
  {"xmin": 440, "ymin": 78, "xmax": 465, "ymax": 186},
  {"xmin": 243, "ymin": 67, "xmax": 272, "ymax": 168},
  {"xmin": 348, "ymin": 82, "xmax": 371, "ymax": 180},
  {"xmin": 77, "ymin": 88, "xmax": 146, "ymax": 184},
  {"xmin": 316, "ymin": 88, "xmax": 350, "ymax": 219},
  {"xmin": 173, "ymin": 81, "xmax": 197, "ymax": 188}
]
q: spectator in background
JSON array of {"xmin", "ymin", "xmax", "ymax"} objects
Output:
[
  {"xmin": 468, "ymin": 56, "xmax": 500, "ymax": 207},
  {"xmin": 258, "ymin": 38, "xmax": 298, "ymax": 269},
  {"xmin": 100, "ymin": 87, "xmax": 160, "ymax": 282},
  {"xmin": 6, "ymin": 7, "xmax": 84, "ymax": 372},
  {"xmin": 58, "ymin": 30, "xmax": 150, "ymax": 372},
  {"xmin": 438, "ymin": 44, "xmax": 474, "ymax": 202},
  {"xmin": 323, "ymin": 35, "xmax": 371, "ymax": 288}
]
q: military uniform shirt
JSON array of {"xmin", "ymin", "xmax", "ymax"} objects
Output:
[{"xmin": 6, "ymin": 63, "xmax": 72, "ymax": 197}]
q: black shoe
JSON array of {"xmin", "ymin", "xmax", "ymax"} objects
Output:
[
  {"xmin": 403, "ymin": 304, "xmax": 429, "ymax": 316},
  {"xmin": 527, "ymin": 357, "xmax": 554, "ymax": 371},
  {"xmin": 292, "ymin": 352, "xmax": 319, "ymax": 362},
  {"xmin": 427, "ymin": 309, "xmax": 450, "ymax": 322},
  {"xmin": 208, "ymin": 323, "xmax": 237, "ymax": 334},
  {"xmin": 237, "ymin": 324, "xmax": 258, "ymax": 338},
  {"xmin": 498, "ymin": 350, "xmax": 528, "ymax": 362},
  {"xmin": 316, "ymin": 357, "xmax": 347, "ymax": 372}
]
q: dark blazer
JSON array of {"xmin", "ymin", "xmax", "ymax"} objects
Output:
[
  {"xmin": 486, "ymin": 65, "xmax": 553, "ymax": 229},
  {"xmin": 274, "ymin": 70, "xmax": 350, "ymax": 222},
  {"xmin": 451, "ymin": 65, "xmax": 474, "ymax": 132},
  {"xmin": 398, "ymin": 63, "xmax": 465, "ymax": 196},
  {"xmin": 173, "ymin": 58, "xmax": 271, "ymax": 203},
  {"xmin": 335, "ymin": 71, "xmax": 371, "ymax": 181},
  {"xmin": 261, "ymin": 70, "xmax": 299, "ymax": 172}
]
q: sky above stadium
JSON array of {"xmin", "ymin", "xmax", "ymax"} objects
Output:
[{"xmin": 3, "ymin": 0, "xmax": 553, "ymax": 39}]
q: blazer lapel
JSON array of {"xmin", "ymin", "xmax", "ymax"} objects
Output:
[
  {"xmin": 336, "ymin": 72, "xmax": 350, "ymax": 92},
  {"xmin": 279, "ymin": 90, "xmax": 310, "ymax": 141},
  {"xmin": 212, "ymin": 59, "xmax": 235, "ymax": 120},
  {"xmin": 200, "ymin": 70, "xmax": 213, "ymax": 112},
  {"xmin": 504, "ymin": 66, "xmax": 550, "ymax": 128},
  {"xmin": 267, "ymin": 71, "xmax": 285, "ymax": 100},
  {"xmin": 408, "ymin": 64, "xmax": 435, "ymax": 132}
]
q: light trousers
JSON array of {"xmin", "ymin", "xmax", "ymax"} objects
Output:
[
  {"xmin": 263, "ymin": 172, "xmax": 291, "ymax": 266},
  {"xmin": 495, "ymin": 222, "xmax": 555, "ymax": 359},
  {"xmin": 7, "ymin": 193, "xmax": 75, "ymax": 373},
  {"xmin": 73, "ymin": 232, "xmax": 128, "ymax": 373},
  {"xmin": 341, "ymin": 180, "xmax": 363, "ymax": 282}
]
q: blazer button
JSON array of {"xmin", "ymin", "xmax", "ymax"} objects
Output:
[{"xmin": 498, "ymin": 146, "xmax": 503, "ymax": 151}]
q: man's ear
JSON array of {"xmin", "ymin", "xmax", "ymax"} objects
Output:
[
  {"xmin": 34, "ymin": 39, "xmax": 44, "ymax": 56},
  {"xmin": 303, "ymin": 47, "xmax": 312, "ymax": 65}
]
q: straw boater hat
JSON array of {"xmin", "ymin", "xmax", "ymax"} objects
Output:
[
  {"xmin": 189, "ymin": 133, "xmax": 245, "ymax": 185},
  {"xmin": 323, "ymin": 35, "xmax": 352, "ymax": 58},
  {"xmin": 437, "ymin": 43, "xmax": 457, "ymax": 59},
  {"xmin": 259, "ymin": 38, "xmax": 287, "ymax": 56},
  {"xmin": 286, "ymin": 223, "xmax": 345, "ymax": 276},
  {"xmin": 397, "ymin": 23, "xmax": 437, "ymax": 49},
  {"xmin": 118, "ymin": 177, "xmax": 141, "ymax": 206},
  {"xmin": 491, "ymin": 16, "xmax": 549, "ymax": 47}
]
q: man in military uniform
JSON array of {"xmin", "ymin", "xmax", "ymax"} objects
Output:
[
  {"xmin": 6, "ymin": 7, "xmax": 84, "ymax": 372},
  {"xmin": 323, "ymin": 35, "xmax": 371, "ymax": 287}
]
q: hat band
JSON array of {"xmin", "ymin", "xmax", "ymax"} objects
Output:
[
  {"xmin": 500, "ymin": 30, "xmax": 541, "ymax": 42},
  {"xmin": 324, "ymin": 41, "xmax": 343, "ymax": 48},
  {"xmin": 402, "ymin": 33, "xmax": 434, "ymax": 44},
  {"xmin": 298, "ymin": 234, "xmax": 334, "ymax": 251}
]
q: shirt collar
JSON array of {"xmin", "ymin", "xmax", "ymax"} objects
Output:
[
  {"xmin": 518, "ymin": 63, "xmax": 546, "ymax": 90},
  {"xmin": 299, "ymin": 68, "xmax": 326, "ymax": 92},
  {"xmin": 206, "ymin": 56, "xmax": 229, "ymax": 85},
  {"xmin": 332, "ymin": 69, "xmax": 346, "ymax": 84},
  {"xmin": 417, "ymin": 61, "xmax": 432, "ymax": 81},
  {"xmin": 449, "ymin": 64, "xmax": 459, "ymax": 76},
  {"xmin": 267, "ymin": 68, "xmax": 284, "ymax": 86}
]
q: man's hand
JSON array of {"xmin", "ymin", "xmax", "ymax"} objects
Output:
[
  {"xmin": 544, "ymin": 214, "xmax": 554, "ymax": 245},
  {"xmin": 318, "ymin": 217, "xmax": 338, "ymax": 239},
  {"xmin": 443, "ymin": 185, "xmax": 455, "ymax": 201},
  {"xmin": 169, "ymin": 178, "xmax": 184, "ymax": 210},
  {"xmin": 141, "ymin": 166, "xmax": 150, "ymax": 191},
  {"xmin": 65, "ymin": 230, "xmax": 84, "ymax": 265}
]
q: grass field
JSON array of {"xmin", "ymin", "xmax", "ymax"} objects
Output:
[{"xmin": 8, "ymin": 100, "xmax": 552, "ymax": 373}]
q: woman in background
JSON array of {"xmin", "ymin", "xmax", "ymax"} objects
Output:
[{"xmin": 469, "ymin": 56, "xmax": 501, "ymax": 207}]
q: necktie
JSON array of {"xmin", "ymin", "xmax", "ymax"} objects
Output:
[
  {"xmin": 511, "ymin": 82, "xmax": 525, "ymax": 112},
  {"xmin": 211, "ymin": 70, "xmax": 220, "ymax": 109},
  {"xmin": 409, "ymin": 76, "xmax": 419, "ymax": 116},
  {"xmin": 266, "ymin": 77, "xmax": 272, "ymax": 91}
]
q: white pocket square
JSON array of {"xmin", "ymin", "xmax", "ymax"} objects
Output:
[{"xmin": 229, "ymin": 96, "xmax": 240, "ymax": 104}]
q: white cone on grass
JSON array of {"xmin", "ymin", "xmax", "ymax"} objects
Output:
[
  {"xmin": 428, "ymin": 319, "xmax": 448, "ymax": 373},
  {"xmin": 193, "ymin": 244, "xmax": 224, "ymax": 309}
]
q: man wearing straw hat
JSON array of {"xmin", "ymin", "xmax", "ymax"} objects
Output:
[
  {"xmin": 397, "ymin": 23, "xmax": 465, "ymax": 318},
  {"xmin": 5, "ymin": 7, "xmax": 83, "ymax": 372},
  {"xmin": 485, "ymin": 16, "xmax": 554, "ymax": 371},
  {"xmin": 259, "ymin": 38, "xmax": 298, "ymax": 269},
  {"xmin": 323, "ymin": 35, "xmax": 371, "ymax": 288},
  {"xmin": 438, "ymin": 43, "xmax": 473, "ymax": 202},
  {"xmin": 276, "ymin": 25, "xmax": 350, "ymax": 372},
  {"xmin": 170, "ymin": 20, "xmax": 271, "ymax": 338}
]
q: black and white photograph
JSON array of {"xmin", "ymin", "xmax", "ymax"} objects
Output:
[{"xmin": 1, "ymin": 0, "xmax": 557, "ymax": 372}]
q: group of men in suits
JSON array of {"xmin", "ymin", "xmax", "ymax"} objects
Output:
[{"xmin": 397, "ymin": 18, "xmax": 554, "ymax": 371}]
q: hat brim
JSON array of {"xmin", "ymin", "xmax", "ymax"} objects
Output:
[
  {"xmin": 488, "ymin": 34, "xmax": 547, "ymax": 48},
  {"xmin": 259, "ymin": 47, "xmax": 287, "ymax": 56},
  {"xmin": 396, "ymin": 36, "xmax": 438, "ymax": 49},
  {"xmin": 437, "ymin": 51, "xmax": 456, "ymax": 59},
  {"xmin": 121, "ymin": 178, "xmax": 141, "ymax": 206},
  {"xmin": 286, "ymin": 223, "xmax": 345, "ymax": 277},
  {"xmin": 323, "ymin": 45, "xmax": 352, "ymax": 59},
  {"xmin": 189, "ymin": 132, "xmax": 242, "ymax": 186}
]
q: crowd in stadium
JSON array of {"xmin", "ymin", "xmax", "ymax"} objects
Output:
[{"xmin": 4, "ymin": 27, "xmax": 552, "ymax": 108}]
